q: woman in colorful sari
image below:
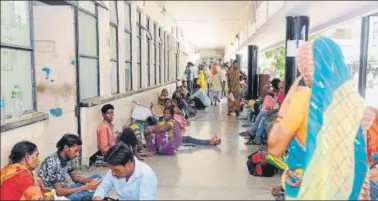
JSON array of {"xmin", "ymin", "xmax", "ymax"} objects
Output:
[
  {"xmin": 1, "ymin": 141, "xmax": 53, "ymax": 200},
  {"xmin": 209, "ymin": 61, "xmax": 223, "ymax": 106},
  {"xmin": 146, "ymin": 106, "xmax": 182, "ymax": 155},
  {"xmin": 227, "ymin": 60, "xmax": 241, "ymax": 116},
  {"xmin": 363, "ymin": 106, "xmax": 378, "ymax": 200},
  {"xmin": 267, "ymin": 37, "xmax": 370, "ymax": 200}
]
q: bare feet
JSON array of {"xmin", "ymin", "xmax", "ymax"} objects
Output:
[{"xmin": 210, "ymin": 136, "xmax": 222, "ymax": 146}]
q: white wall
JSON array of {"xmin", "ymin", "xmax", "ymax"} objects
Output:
[
  {"xmin": 0, "ymin": 1, "xmax": 193, "ymax": 167},
  {"xmin": 199, "ymin": 48, "xmax": 224, "ymax": 60}
]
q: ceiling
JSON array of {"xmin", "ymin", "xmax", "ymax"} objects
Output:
[
  {"xmin": 236, "ymin": 1, "xmax": 378, "ymax": 53},
  {"xmin": 162, "ymin": 1, "xmax": 249, "ymax": 50}
]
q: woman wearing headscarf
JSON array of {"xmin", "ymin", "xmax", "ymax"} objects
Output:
[
  {"xmin": 268, "ymin": 37, "xmax": 370, "ymax": 200},
  {"xmin": 227, "ymin": 60, "xmax": 242, "ymax": 116},
  {"xmin": 1, "ymin": 141, "xmax": 53, "ymax": 200},
  {"xmin": 209, "ymin": 61, "xmax": 223, "ymax": 106}
]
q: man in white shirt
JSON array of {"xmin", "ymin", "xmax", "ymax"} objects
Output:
[
  {"xmin": 189, "ymin": 63, "xmax": 199, "ymax": 91},
  {"xmin": 93, "ymin": 143, "xmax": 158, "ymax": 200}
]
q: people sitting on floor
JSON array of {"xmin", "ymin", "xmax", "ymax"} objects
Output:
[
  {"xmin": 158, "ymin": 88, "xmax": 169, "ymax": 106},
  {"xmin": 240, "ymin": 78, "xmax": 284, "ymax": 145},
  {"xmin": 189, "ymin": 84, "xmax": 211, "ymax": 109},
  {"xmin": 117, "ymin": 126, "xmax": 153, "ymax": 161},
  {"xmin": 38, "ymin": 134, "xmax": 102, "ymax": 200},
  {"xmin": 1, "ymin": 141, "xmax": 54, "ymax": 200},
  {"xmin": 146, "ymin": 106, "xmax": 221, "ymax": 155},
  {"xmin": 172, "ymin": 87, "xmax": 196, "ymax": 119},
  {"xmin": 164, "ymin": 98, "xmax": 190, "ymax": 127},
  {"xmin": 97, "ymin": 104, "xmax": 117, "ymax": 155},
  {"xmin": 89, "ymin": 104, "xmax": 117, "ymax": 167},
  {"xmin": 181, "ymin": 81, "xmax": 189, "ymax": 98},
  {"xmin": 145, "ymin": 106, "xmax": 181, "ymax": 155},
  {"xmin": 93, "ymin": 143, "xmax": 158, "ymax": 200},
  {"xmin": 159, "ymin": 102, "xmax": 220, "ymax": 147}
]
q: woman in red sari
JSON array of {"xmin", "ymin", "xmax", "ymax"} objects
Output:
[{"xmin": 1, "ymin": 141, "xmax": 53, "ymax": 200}]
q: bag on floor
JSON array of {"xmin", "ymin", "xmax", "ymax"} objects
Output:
[
  {"xmin": 246, "ymin": 150, "xmax": 276, "ymax": 177},
  {"xmin": 131, "ymin": 103, "xmax": 153, "ymax": 121}
]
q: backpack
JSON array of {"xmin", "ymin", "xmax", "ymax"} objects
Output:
[{"xmin": 246, "ymin": 150, "xmax": 276, "ymax": 177}]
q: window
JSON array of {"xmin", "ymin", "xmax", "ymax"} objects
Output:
[
  {"xmin": 109, "ymin": 1, "xmax": 118, "ymax": 94},
  {"xmin": 124, "ymin": 2, "xmax": 132, "ymax": 91},
  {"xmin": 164, "ymin": 32, "xmax": 168, "ymax": 82},
  {"xmin": 146, "ymin": 17, "xmax": 151, "ymax": 86},
  {"xmin": 1, "ymin": 1, "xmax": 34, "ymax": 118},
  {"xmin": 366, "ymin": 15, "xmax": 378, "ymax": 108},
  {"xmin": 176, "ymin": 42, "xmax": 179, "ymax": 80},
  {"xmin": 153, "ymin": 23, "xmax": 158, "ymax": 85},
  {"xmin": 78, "ymin": 3, "xmax": 99, "ymax": 100},
  {"xmin": 136, "ymin": 9, "xmax": 142, "ymax": 89},
  {"xmin": 311, "ymin": 18, "xmax": 361, "ymax": 92},
  {"xmin": 159, "ymin": 27, "xmax": 163, "ymax": 84}
]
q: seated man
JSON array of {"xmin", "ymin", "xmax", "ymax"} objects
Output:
[
  {"xmin": 90, "ymin": 104, "xmax": 117, "ymax": 167},
  {"xmin": 97, "ymin": 104, "xmax": 117, "ymax": 155},
  {"xmin": 38, "ymin": 134, "xmax": 102, "ymax": 200},
  {"xmin": 243, "ymin": 93, "xmax": 277, "ymax": 145},
  {"xmin": 189, "ymin": 84, "xmax": 211, "ymax": 109},
  {"xmin": 93, "ymin": 143, "xmax": 158, "ymax": 200}
]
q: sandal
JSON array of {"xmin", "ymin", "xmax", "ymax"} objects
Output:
[
  {"xmin": 239, "ymin": 131, "xmax": 251, "ymax": 137},
  {"xmin": 271, "ymin": 186, "xmax": 285, "ymax": 196}
]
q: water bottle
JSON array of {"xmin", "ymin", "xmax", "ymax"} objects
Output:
[
  {"xmin": 12, "ymin": 85, "xmax": 23, "ymax": 118},
  {"xmin": 1, "ymin": 94, "xmax": 5, "ymax": 121}
]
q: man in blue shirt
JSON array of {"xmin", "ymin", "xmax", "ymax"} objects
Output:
[{"xmin": 93, "ymin": 143, "xmax": 158, "ymax": 200}]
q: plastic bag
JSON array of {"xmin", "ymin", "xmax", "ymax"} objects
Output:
[{"xmin": 131, "ymin": 104, "xmax": 152, "ymax": 121}]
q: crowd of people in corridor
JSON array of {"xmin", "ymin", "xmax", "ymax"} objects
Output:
[{"xmin": 1, "ymin": 37, "xmax": 377, "ymax": 201}]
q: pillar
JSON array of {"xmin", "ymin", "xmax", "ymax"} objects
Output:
[
  {"xmin": 284, "ymin": 16, "xmax": 309, "ymax": 93},
  {"xmin": 247, "ymin": 45, "xmax": 258, "ymax": 100},
  {"xmin": 358, "ymin": 16, "xmax": 370, "ymax": 97},
  {"xmin": 235, "ymin": 54, "xmax": 242, "ymax": 67}
]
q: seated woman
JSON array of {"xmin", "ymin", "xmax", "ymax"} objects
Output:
[
  {"xmin": 163, "ymin": 100, "xmax": 221, "ymax": 146},
  {"xmin": 189, "ymin": 84, "xmax": 211, "ymax": 109},
  {"xmin": 145, "ymin": 106, "xmax": 184, "ymax": 155},
  {"xmin": 1, "ymin": 141, "xmax": 53, "ymax": 200},
  {"xmin": 158, "ymin": 88, "xmax": 169, "ymax": 106},
  {"xmin": 146, "ymin": 107, "xmax": 221, "ymax": 155},
  {"xmin": 117, "ymin": 127, "xmax": 153, "ymax": 161}
]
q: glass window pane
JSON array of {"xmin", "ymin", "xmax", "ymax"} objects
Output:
[
  {"xmin": 315, "ymin": 18, "xmax": 361, "ymax": 92},
  {"xmin": 137, "ymin": 38, "xmax": 141, "ymax": 63},
  {"xmin": 366, "ymin": 15, "xmax": 378, "ymax": 108},
  {"xmin": 79, "ymin": 57, "xmax": 98, "ymax": 100},
  {"xmin": 137, "ymin": 63, "xmax": 142, "ymax": 89},
  {"xmin": 1, "ymin": 48, "xmax": 33, "ymax": 116},
  {"xmin": 124, "ymin": 3, "xmax": 131, "ymax": 30},
  {"xmin": 79, "ymin": 11, "xmax": 97, "ymax": 56},
  {"xmin": 110, "ymin": 26, "xmax": 117, "ymax": 60},
  {"xmin": 109, "ymin": 1, "xmax": 117, "ymax": 24},
  {"xmin": 1, "ymin": 1, "xmax": 31, "ymax": 47},
  {"xmin": 125, "ymin": 62, "xmax": 131, "ymax": 91},
  {"xmin": 111, "ymin": 61, "xmax": 118, "ymax": 94},
  {"xmin": 124, "ymin": 32, "xmax": 131, "ymax": 61},
  {"xmin": 78, "ymin": 1, "xmax": 95, "ymax": 14}
]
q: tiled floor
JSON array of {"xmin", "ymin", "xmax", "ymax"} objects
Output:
[{"xmin": 85, "ymin": 103, "xmax": 280, "ymax": 200}]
